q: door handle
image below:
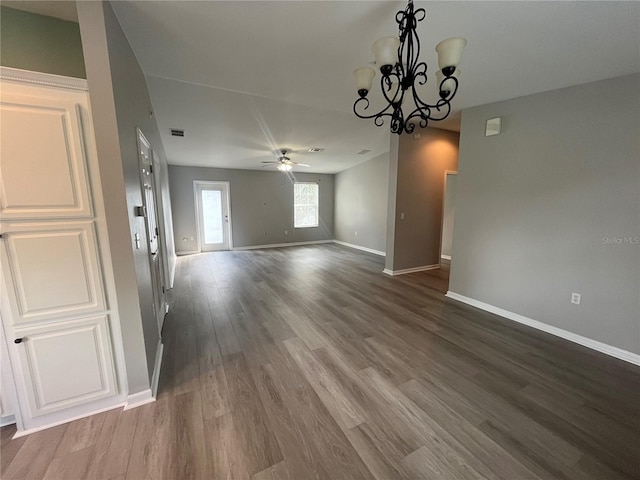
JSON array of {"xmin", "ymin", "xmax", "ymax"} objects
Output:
[{"xmin": 14, "ymin": 338, "xmax": 23, "ymax": 344}]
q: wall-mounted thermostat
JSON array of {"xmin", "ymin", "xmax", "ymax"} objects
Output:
[{"xmin": 485, "ymin": 117, "xmax": 502, "ymax": 136}]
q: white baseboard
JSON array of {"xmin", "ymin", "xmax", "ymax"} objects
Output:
[
  {"xmin": 234, "ymin": 240, "xmax": 332, "ymax": 251},
  {"xmin": 441, "ymin": 254, "xmax": 452, "ymax": 261},
  {"xmin": 176, "ymin": 250, "xmax": 199, "ymax": 256},
  {"xmin": 445, "ymin": 291, "xmax": 640, "ymax": 366},
  {"xmin": 333, "ymin": 240, "xmax": 385, "ymax": 257},
  {"xmin": 151, "ymin": 341, "xmax": 164, "ymax": 398},
  {"xmin": 13, "ymin": 402, "xmax": 125, "ymax": 438},
  {"xmin": 123, "ymin": 389, "xmax": 154, "ymax": 411},
  {"xmin": 1, "ymin": 414, "xmax": 16, "ymax": 427},
  {"xmin": 383, "ymin": 264, "xmax": 440, "ymax": 276}
]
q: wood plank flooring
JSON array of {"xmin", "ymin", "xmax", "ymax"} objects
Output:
[{"xmin": 2, "ymin": 244, "xmax": 639, "ymax": 479}]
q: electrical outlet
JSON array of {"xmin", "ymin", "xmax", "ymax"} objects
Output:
[
  {"xmin": 355, "ymin": 231, "xmax": 358, "ymax": 237},
  {"xmin": 400, "ymin": 212, "xmax": 405, "ymax": 220},
  {"xmin": 571, "ymin": 293, "xmax": 581, "ymax": 305},
  {"xmin": 284, "ymin": 230, "xmax": 288, "ymax": 235}
]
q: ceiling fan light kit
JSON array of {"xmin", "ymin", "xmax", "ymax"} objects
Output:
[
  {"xmin": 353, "ymin": 0, "xmax": 467, "ymax": 135},
  {"xmin": 262, "ymin": 149, "xmax": 311, "ymax": 172}
]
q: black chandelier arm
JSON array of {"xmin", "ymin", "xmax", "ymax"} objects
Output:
[
  {"xmin": 372, "ymin": 110, "xmax": 403, "ymax": 132},
  {"xmin": 415, "ymin": 90, "xmax": 454, "ymax": 120},
  {"xmin": 380, "ymin": 71, "xmax": 403, "ymax": 105},
  {"xmin": 405, "ymin": 98, "xmax": 453, "ymax": 127},
  {"xmin": 353, "ymin": 96, "xmax": 394, "ymax": 122},
  {"xmin": 409, "ymin": 73, "xmax": 459, "ymax": 114},
  {"xmin": 407, "ymin": 64, "xmax": 430, "ymax": 110},
  {"xmin": 410, "ymin": 83, "xmax": 441, "ymax": 113},
  {"xmin": 401, "ymin": 118, "xmax": 423, "ymax": 135},
  {"xmin": 353, "ymin": 96, "xmax": 406, "ymax": 134},
  {"xmin": 412, "ymin": 61, "xmax": 428, "ymax": 84},
  {"xmin": 438, "ymin": 75, "xmax": 460, "ymax": 102}
]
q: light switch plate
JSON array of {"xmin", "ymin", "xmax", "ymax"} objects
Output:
[{"xmin": 485, "ymin": 117, "xmax": 502, "ymax": 136}]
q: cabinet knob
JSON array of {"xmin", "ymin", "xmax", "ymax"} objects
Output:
[{"xmin": 14, "ymin": 338, "xmax": 23, "ymax": 344}]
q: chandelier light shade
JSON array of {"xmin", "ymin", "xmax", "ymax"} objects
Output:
[
  {"xmin": 372, "ymin": 36, "xmax": 401, "ymax": 73},
  {"xmin": 353, "ymin": 0, "xmax": 467, "ymax": 134},
  {"xmin": 435, "ymin": 37, "xmax": 467, "ymax": 72},
  {"xmin": 353, "ymin": 67, "xmax": 376, "ymax": 97}
]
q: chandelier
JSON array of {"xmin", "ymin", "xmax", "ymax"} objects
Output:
[{"xmin": 353, "ymin": 0, "xmax": 467, "ymax": 135}]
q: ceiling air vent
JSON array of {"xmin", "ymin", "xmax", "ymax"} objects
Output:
[
  {"xmin": 308, "ymin": 147, "xmax": 324, "ymax": 153},
  {"xmin": 357, "ymin": 149, "xmax": 372, "ymax": 155},
  {"xmin": 170, "ymin": 129, "xmax": 184, "ymax": 137}
]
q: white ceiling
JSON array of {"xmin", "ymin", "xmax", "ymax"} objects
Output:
[{"xmin": 106, "ymin": 1, "xmax": 640, "ymax": 173}]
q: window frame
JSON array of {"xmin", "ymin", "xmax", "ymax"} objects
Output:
[{"xmin": 293, "ymin": 182, "xmax": 320, "ymax": 229}]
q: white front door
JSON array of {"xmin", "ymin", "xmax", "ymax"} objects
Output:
[
  {"xmin": 137, "ymin": 129, "xmax": 166, "ymax": 333},
  {"xmin": 195, "ymin": 182, "xmax": 231, "ymax": 252}
]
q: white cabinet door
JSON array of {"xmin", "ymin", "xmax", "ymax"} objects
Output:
[
  {"xmin": 14, "ymin": 316, "xmax": 117, "ymax": 417},
  {"xmin": 1, "ymin": 221, "xmax": 107, "ymax": 324},
  {"xmin": 0, "ymin": 90, "xmax": 92, "ymax": 220}
]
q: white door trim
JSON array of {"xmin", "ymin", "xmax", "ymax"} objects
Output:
[
  {"xmin": 193, "ymin": 181, "xmax": 233, "ymax": 252},
  {"xmin": 439, "ymin": 170, "xmax": 458, "ymax": 263}
]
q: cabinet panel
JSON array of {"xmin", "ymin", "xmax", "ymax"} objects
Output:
[
  {"xmin": 15, "ymin": 316, "xmax": 117, "ymax": 417},
  {"xmin": 0, "ymin": 93, "xmax": 92, "ymax": 219},
  {"xmin": 1, "ymin": 222, "xmax": 106, "ymax": 324}
]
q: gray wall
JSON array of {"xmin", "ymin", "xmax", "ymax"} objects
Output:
[
  {"xmin": 78, "ymin": 1, "xmax": 174, "ymax": 391},
  {"xmin": 450, "ymin": 74, "xmax": 640, "ymax": 354},
  {"xmin": 1, "ymin": 6, "xmax": 86, "ymax": 78},
  {"xmin": 388, "ymin": 127, "xmax": 460, "ymax": 271},
  {"xmin": 441, "ymin": 173, "xmax": 457, "ymax": 259},
  {"xmin": 169, "ymin": 166, "xmax": 334, "ymax": 252},
  {"xmin": 335, "ymin": 153, "xmax": 389, "ymax": 253}
]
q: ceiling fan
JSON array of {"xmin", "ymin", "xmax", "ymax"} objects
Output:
[{"xmin": 261, "ymin": 149, "xmax": 310, "ymax": 172}]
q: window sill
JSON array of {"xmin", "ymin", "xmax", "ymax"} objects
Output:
[{"xmin": 294, "ymin": 225, "xmax": 319, "ymax": 229}]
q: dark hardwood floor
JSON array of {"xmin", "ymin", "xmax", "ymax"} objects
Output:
[{"xmin": 2, "ymin": 244, "xmax": 639, "ymax": 479}]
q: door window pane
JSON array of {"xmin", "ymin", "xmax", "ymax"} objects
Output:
[{"xmin": 202, "ymin": 189, "xmax": 223, "ymax": 244}]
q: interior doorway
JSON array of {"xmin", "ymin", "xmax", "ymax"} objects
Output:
[
  {"xmin": 194, "ymin": 181, "xmax": 232, "ymax": 252},
  {"xmin": 440, "ymin": 170, "xmax": 458, "ymax": 274}
]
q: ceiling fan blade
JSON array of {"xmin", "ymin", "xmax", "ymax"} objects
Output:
[
  {"xmin": 294, "ymin": 163, "xmax": 311, "ymax": 167},
  {"xmin": 261, "ymin": 161, "xmax": 278, "ymax": 164}
]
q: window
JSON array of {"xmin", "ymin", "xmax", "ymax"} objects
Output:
[{"xmin": 294, "ymin": 183, "xmax": 319, "ymax": 228}]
